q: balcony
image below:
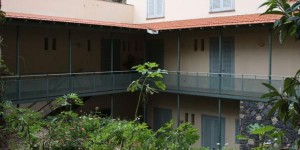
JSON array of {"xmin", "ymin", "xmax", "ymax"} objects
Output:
[{"xmin": 2, "ymin": 71, "xmax": 292, "ymax": 103}]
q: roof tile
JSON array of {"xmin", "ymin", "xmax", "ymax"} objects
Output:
[{"xmin": 5, "ymin": 12, "xmax": 280, "ymax": 31}]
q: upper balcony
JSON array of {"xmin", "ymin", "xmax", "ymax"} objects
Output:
[{"xmin": 2, "ymin": 71, "xmax": 296, "ymax": 103}]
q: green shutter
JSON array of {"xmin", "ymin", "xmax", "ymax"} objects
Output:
[{"xmin": 201, "ymin": 115, "xmax": 226, "ymax": 149}]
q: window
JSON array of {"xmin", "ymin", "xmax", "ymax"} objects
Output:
[
  {"xmin": 191, "ymin": 114, "xmax": 195, "ymax": 125},
  {"xmin": 147, "ymin": 0, "xmax": 165, "ymax": 19},
  {"xmin": 44, "ymin": 38, "xmax": 48, "ymax": 50},
  {"xmin": 87, "ymin": 40, "xmax": 91, "ymax": 52},
  {"xmin": 185, "ymin": 113, "xmax": 189, "ymax": 122},
  {"xmin": 210, "ymin": 0, "xmax": 234, "ymax": 12},
  {"xmin": 52, "ymin": 38, "xmax": 56, "ymax": 50}
]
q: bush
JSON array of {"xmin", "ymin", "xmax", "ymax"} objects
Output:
[{"xmin": 1, "ymin": 98, "xmax": 199, "ymax": 149}]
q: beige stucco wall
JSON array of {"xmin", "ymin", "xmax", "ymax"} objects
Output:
[
  {"xmin": 147, "ymin": 27, "xmax": 300, "ymax": 77},
  {"xmin": 2, "ymin": 0, "xmax": 134, "ymax": 23},
  {"xmin": 2, "ymin": 24, "xmax": 300, "ymax": 77},
  {"xmin": 147, "ymin": 93, "xmax": 240, "ymax": 148},
  {"xmin": 1, "ymin": 25, "xmax": 145, "ymax": 74},
  {"xmin": 127, "ymin": 0, "xmax": 267, "ymax": 23}
]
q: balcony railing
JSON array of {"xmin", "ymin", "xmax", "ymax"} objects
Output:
[{"xmin": 2, "ymin": 71, "xmax": 295, "ymax": 103}]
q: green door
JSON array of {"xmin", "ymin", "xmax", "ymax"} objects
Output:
[
  {"xmin": 201, "ymin": 115, "xmax": 225, "ymax": 149},
  {"xmin": 209, "ymin": 37, "xmax": 235, "ymax": 90},
  {"xmin": 146, "ymin": 40, "xmax": 164, "ymax": 68},
  {"xmin": 101, "ymin": 39, "xmax": 121, "ymax": 71},
  {"xmin": 153, "ymin": 107, "xmax": 172, "ymax": 131}
]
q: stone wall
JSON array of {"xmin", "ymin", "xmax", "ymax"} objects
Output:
[{"xmin": 240, "ymin": 101, "xmax": 299, "ymax": 149}]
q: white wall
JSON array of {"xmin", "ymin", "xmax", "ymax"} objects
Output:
[
  {"xmin": 2, "ymin": 0, "xmax": 134, "ymax": 23},
  {"xmin": 127, "ymin": 0, "xmax": 267, "ymax": 23}
]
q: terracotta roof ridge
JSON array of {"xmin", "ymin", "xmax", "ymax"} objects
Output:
[
  {"xmin": 4, "ymin": 12, "xmax": 281, "ymax": 31},
  {"xmin": 140, "ymin": 13, "xmax": 279, "ymax": 25},
  {"xmin": 5, "ymin": 11, "xmax": 145, "ymax": 29}
]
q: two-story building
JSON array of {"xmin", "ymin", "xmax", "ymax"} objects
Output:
[{"xmin": 1, "ymin": 0, "xmax": 299, "ymax": 149}]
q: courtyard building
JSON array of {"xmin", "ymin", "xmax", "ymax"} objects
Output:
[{"xmin": 1, "ymin": 0, "xmax": 299, "ymax": 149}]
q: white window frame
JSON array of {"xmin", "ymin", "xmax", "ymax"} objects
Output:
[
  {"xmin": 147, "ymin": 0, "xmax": 165, "ymax": 19},
  {"xmin": 210, "ymin": 0, "xmax": 235, "ymax": 13}
]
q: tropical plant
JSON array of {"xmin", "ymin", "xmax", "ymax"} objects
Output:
[
  {"xmin": 260, "ymin": 0, "xmax": 300, "ymax": 42},
  {"xmin": 1, "ymin": 94, "xmax": 199, "ymax": 149},
  {"xmin": 127, "ymin": 62, "xmax": 168, "ymax": 118},
  {"xmin": 237, "ymin": 123, "xmax": 284, "ymax": 150},
  {"xmin": 260, "ymin": 0, "xmax": 300, "ymax": 138}
]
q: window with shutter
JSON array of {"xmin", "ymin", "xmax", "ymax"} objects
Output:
[
  {"xmin": 210, "ymin": 0, "xmax": 234, "ymax": 12},
  {"xmin": 147, "ymin": 0, "xmax": 164, "ymax": 19}
]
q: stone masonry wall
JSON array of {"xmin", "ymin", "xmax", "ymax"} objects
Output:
[{"xmin": 240, "ymin": 101, "xmax": 299, "ymax": 149}]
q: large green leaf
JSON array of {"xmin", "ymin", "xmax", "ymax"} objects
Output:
[{"xmin": 155, "ymin": 81, "xmax": 166, "ymax": 91}]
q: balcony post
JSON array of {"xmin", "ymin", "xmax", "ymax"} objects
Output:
[
  {"xmin": 16, "ymin": 26, "xmax": 20, "ymax": 76},
  {"xmin": 143, "ymin": 33, "xmax": 146, "ymax": 63},
  {"xmin": 68, "ymin": 29, "xmax": 73, "ymax": 92},
  {"xmin": 110, "ymin": 32, "xmax": 115, "ymax": 119},
  {"xmin": 110, "ymin": 32, "xmax": 114, "ymax": 72},
  {"xmin": 16, "ymin": 26, "xmax": 20, "ymax": 99},
  {"xmin": 68, "ymin": 29, "xmax": 72, "ymax": 74},
  {"xmin": 177, "ymin": 30, "xmax": 181, "ymax": 90},
  {"xmin": 177, "ymin": 94, "xmax": 180, "ymax": 127},
  {"xmin": 218, "ymin": 29, "xmax": 223, "ymax": 150},
  {"xmin": 177, "ymin": 30, "xmax": 181, "ymax": 127},
  {"xmin": 110, "ymin": 32, "xmax": 114, "ymax": 90},
  {"xmin": 218, "ymin": 98, "xmax": 222, "ymax": 148},
  {"xmin": 110, "ymin": 94, "xmax": 114, "ymax": 118},
  {"xmin": 268, "ymin": 27, "xmax": 273, "ymax": 84}
]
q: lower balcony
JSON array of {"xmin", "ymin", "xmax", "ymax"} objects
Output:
[{"xmin": 2, "ymin": 71, "xmax": 291, "ymax": 103}]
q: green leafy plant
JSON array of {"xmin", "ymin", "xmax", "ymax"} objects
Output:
[
  {"xmin": 1, "ymin": 103, "xmax": 44, "ymax": 149},
  {"xmin": 1, "ymin": 93, "xmax": 199, "ymax": 149},
  {"xmin": 261, "ymin": 70, "xmax": 300, "ymax": 127},
  {"xmin": 54, "ymin": 93, "xmax": 83, "ymax": 111},
  {"xmin": 237, "ymin": 123, "xmax": 284, "ymax": 150},
  {"xmin": 127, "ymin": 62, "xmax": 168, "ymax": 118},
  {"xmin": 260, "ymin": 0, "xmax": 300, "ymax": 42},
  {"xmin": 155, "ymin": 120, "xmax": 199, "ymax": 150}
]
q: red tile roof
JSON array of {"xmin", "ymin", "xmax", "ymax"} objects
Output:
[
  {"xmin": 5, "ymin": 12, "xmax": 144, "ymax": 29},
  {"xmin": 142, "ymin": 14, "xmax": 281, "ymax": 30},
  {"xmin": 5, "ymin": 12, "xmax": 281, "ymax": 31}
]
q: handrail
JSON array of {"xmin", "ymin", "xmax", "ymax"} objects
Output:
[
  {"xmin": 0, "ymin": 70, "xmax": 291, "ymax": 80},
  {"xmin": 2, "ymin": 70, "xmax": 288, "ymax": 102},
  {"xmin": 0, "ymin": 70, "xmax": 137, "ymax": 79}
]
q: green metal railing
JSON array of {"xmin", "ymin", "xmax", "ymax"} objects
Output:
[
  {"xmin": 1, "ymin": 71, "xmax": 294, "ymax": 102},
  {"xmin": 2, "ymin": 71, "xmax": 140, "ymax": 102},
  {"xmin": 163, "ymin": 71, "xmax": 287, "ymax": 101}
]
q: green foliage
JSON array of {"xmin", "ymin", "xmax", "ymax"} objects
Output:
[
  {"xmin": 0, "ymin": 10, "xmax": 5, "ymax": 23},
  {"xmin": 261, "ymin": 70, "xmax": 300, "ymax": 127},
  {"xmin": 0, "ymin": 58, "xmax": 9, "ymax": 74},
  {"xmin": 1, "ymin": 94, "xmax": 199, "ymax": 149},
  {"xmin": 155, "ymin": 121, "xmax": 199, "ymax": 150},
  {"xmin": 127, "ymin": 62, "xmax": 168, "ymax": 118},
  {"xmin": 1, "ymin": 103, "xmax": 44, "ymax": 149},
  {"xmin": 54, "ymin": 93, "xmax": 83, "ymax": 111},
  {"xmin": 261, "ymin": 0, "xmax": 300, "ymax": 42},
  {"xmin": 237, "ymin": 123, "xmax": 284, "ymax": 150}
]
